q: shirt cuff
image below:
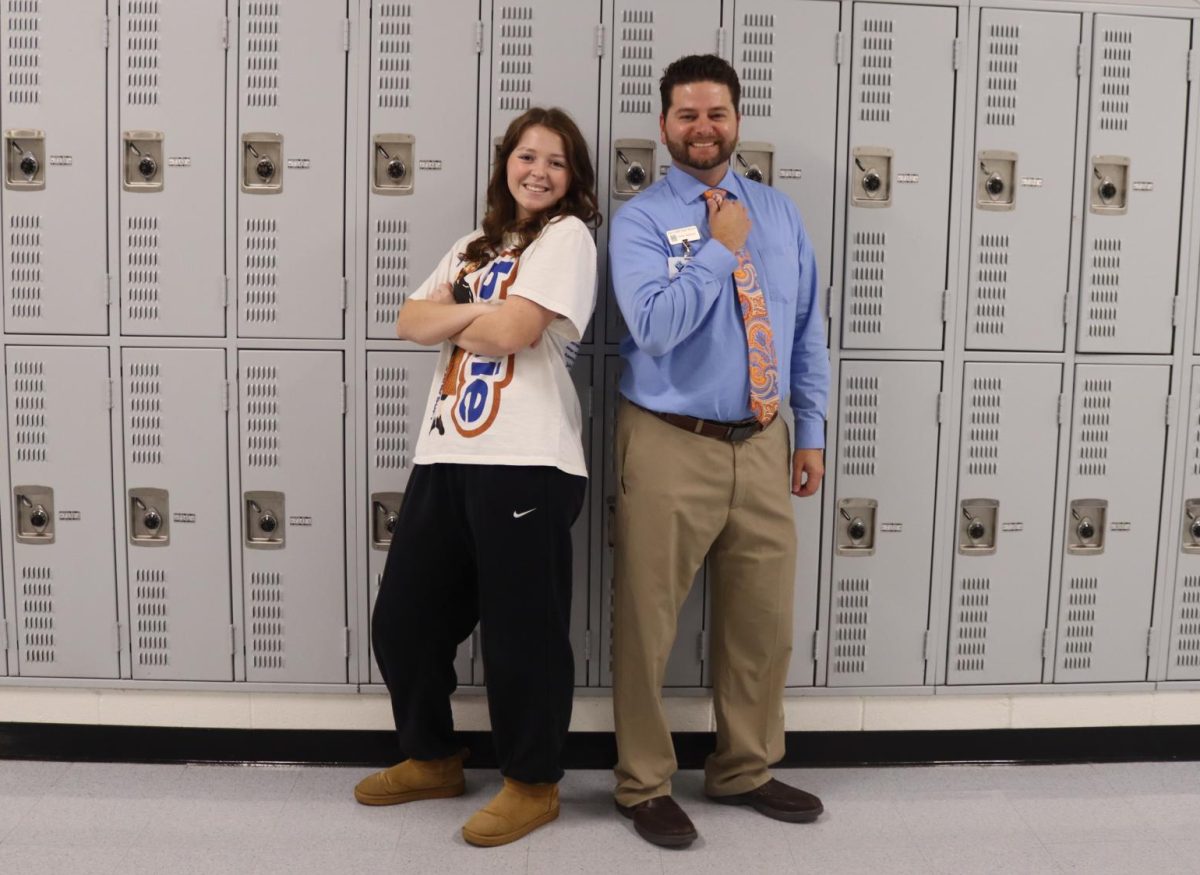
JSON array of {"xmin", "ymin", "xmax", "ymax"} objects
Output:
[
  {"xmin": 693, "ymin": 237, "xmax": 739, "ymax": 276},
  {"xmin": 792, "ymin": 416, "xmax": 826, "ymax": 450}
]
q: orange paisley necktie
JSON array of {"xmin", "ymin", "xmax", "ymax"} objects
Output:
[{"xmin": 704, "ymin": 188, "xmax": 780, "ymax": 426}]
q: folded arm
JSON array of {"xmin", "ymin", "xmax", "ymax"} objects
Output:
[{"xmin": 451, "ymin": 295, "xmax": 558, "ymax": 357}]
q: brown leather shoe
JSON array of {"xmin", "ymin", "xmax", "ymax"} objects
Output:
[
  {"xmin": 708, "ymin": 778, "xmax": 824, "ymax": 823},
  {"xmin": 615, "ymin": 795, "xmax": 698, "ymax": 848}
]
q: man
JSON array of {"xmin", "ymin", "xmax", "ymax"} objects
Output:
[{"xmin": 608, "ymin": 54, "xmax": 830, "ymax": 848}]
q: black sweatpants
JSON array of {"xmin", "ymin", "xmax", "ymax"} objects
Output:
[{"xmin": 371, "ymin": 462, "xmax": 587, "ymax": 784}]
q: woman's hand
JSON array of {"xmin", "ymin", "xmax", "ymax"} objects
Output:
[{"xmin": 428, "ymin": 281, "xmax": 455, "ymax": 304}]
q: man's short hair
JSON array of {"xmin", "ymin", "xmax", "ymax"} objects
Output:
[{"xmin": 659, "ymin": 54, "xmax": 741, "ymax": 116}]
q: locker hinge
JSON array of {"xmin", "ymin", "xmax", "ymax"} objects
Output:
[
  {"xmin": 1041, "ymin": 628, "xmax": 1051, "ymax": 658},
  {"xmin": 936, "ymin": 392, "xmax": 945, "ymax": 424},
  {"xmin": 941, "ymin": 289, "xmax": 950, "ymax": 322},
  {"xmin": 230, "ymin": 625, "xmax": 237, "ymax": 656},
  {"xmin": 922, "ymin": 629, "xmax": 934, "ymax": 661},
  {"xmin": 1147, "ymin": 626, "xmax": 1159, "ymax": 657},
  {"xmin": 594, "ymin": 24, "xmax": 605, "ymax": 57},
  {"xmin": 103, "ymin": 274, "xmax": 113, "ymax": 306},
  {"xmin": 1167, "ymin": 395, "xmax": 1178, "ymax": 427},
  {"xmin": 473, "ymin": 21, "xmax": 484, "ymax": 54},
  {"xmin": 102, "ymin": 15, "xmax": 111, "ymax": 49},
  {"xmin": 341, "ymin": 277, "xmax": 349, "ymax": 311},
  {"xmin": 825, "ymin": 286, "xmax": 833, "ymax": 318},
  {"xmin": 584, "ymin": 630, "xmax": 591, "ymax": 663},
  {"xmin": 716, "ymin": 28, "xmax": 727, "ymax": 57},
  {"xmin": 0, "ymin": 621, "xmax": 8, "ymax": 652},
  {"xmin": 221, "ymin": 17, "xmax": 230, "ymax": 49},
  {"xmin": 1056, "ymin": 393, "xmax": 1065, "ymax": 425},
  {"xmin": 469, "ymin": 629, "xmax": 479, "ymax": 660},
  {"xmin": 1076, "ymin": 44, "xmax": 1084, "ymax": 77},
  {"xmin": 343, "ymin": 627, "xmax": 351, "ymax": 658},
  {"xmin": 1063, "ymin": 292, "xmax": 1070, "ymax": 325},
  {"xmin": 105, "ymin": 378, "xmax": 115, "ymax": 410},
  {"xmin": 220, "ymin": 275, "xmax": 230, "ymax": 308},
  {"xmin": 952, "ymin": 38, "xmax": 961, "ymax": 71},
  {"xmin": 342, "ymin": 19, "xmax": 351, "ymax": 52},
  {"xmin": 835, "ymin": 31, "xmax": 845, "ymax": 66},
  {"xmin": 583, "ymin": 387, "xmax": 594, "ymax": 420},
  {"xmin": 1172, "ymin": 296, "xmax": 1180, "ymax": 326},
  {"xmin": 341, "ymin": 383, "xmax": 349, "ymax": 415},
  {"xmin": 1189, "ymin": 49, "xmax": 1195, "ymax": 82},
  {"xmin": 811, "ymin": 629, "xmax": 825, "ymax": 664},
  {"xmin": 113, "ymin": 623, "xmax": 123, "ymax": 653},
  {"xmin": 222, "ymin": 380, "xmax": 231, "ymax": 412},
  {"xmin": 699, "ymin": 630, "xmax": 710, "ymax": 662}
]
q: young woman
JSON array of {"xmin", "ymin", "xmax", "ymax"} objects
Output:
[{"xmin": 354, "ymin": 107, "xmax": 600, "ymax": 848}]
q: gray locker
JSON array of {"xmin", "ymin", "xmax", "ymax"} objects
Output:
[
  {"xmin": 947, "ymin": 363, "xmax": 1061, "ymax": 685},
  {"xmin": 787, "ymin": 427, "xmax": 823, "ymax": 688},
  {"xmin": 237, "ymin": 1, "xmax": 347, "ymax": 339},
  {"xmin": 365, "ymin": 351, "xmax": 472, "ymax": 685},
  {"xmin": 6, "ymin": 346, "xmax": 117, "ymax": 677},
  {"xmin": 966, "ymin": 10, "xmax": 1080, "ymax": 352},
  {"xmin": 1055, "ymin": 364, "xmax": 1169, "ymax": 682},
  {"xmin": 1, "ymin": 0, "xmax": 108, "ymax": 335},
  {"xmin": 123, "ymin": 348, "xmax": 232, "ymax": 681},
  {"xmin": 598, "ymin": 356, "xmax": 705, "ymax": 687},
  {"xmin": 603, "ymin": 0, "xmax": 721, "ymax": 343},
  {"xmin": 729, "ymin": 0, "xmax": 840, "ymax": 320},
  {"xmin": 239, "ymin": 351, "xmax": 346, "ymax": 683},
  {"xmin": 1077, "ymin": 16, "xmax": 1189, "ymax": 354},
  {"xmin": 843, "ymin": 4, "xmax": 956, "ymax": 351},
  {"xmin": 567, "ymin": 354, "xmax": 593, "ymax": 688},
  {"xmin": 119, "ymin": 0, "xmax": 227, "ymax": 337},
  {"xmin": 827, "ymin": 360, "xmax": 941, "ymax": 686},
  {"xmin": 366, "ymin": 1, "xmax": 480, "ymax": 339},
  {"xmin": 1165, "ymin": 368, "xmax": 1200, "ymax": 680}
]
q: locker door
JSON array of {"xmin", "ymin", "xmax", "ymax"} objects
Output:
[
  {"xmin": 843, "ymin": 4, "xmax": 957, "ymax": 351},
  {"xmin": 123, "ymin": 348, "xmax": 231, "ymax": 681},
  {"xmin": 366, "ymin": 1, "xmax": 480, "ymax": 339},
  {"xmin": 239, "ymin": 351, "xmax": 346, "ymax": 682},
  {"xmin": 966, "ymin": 11, "xmax": 1080, "ymax": 352},
  {"xmin": 1077, "ymin": 16, "xmax": 1189, "ymax": 354},
  {"xmin": 1055, "ymin": 365, "xmax": 1169, "ymax": 682},
  {"xmin": 237, "ymin": 1, "xmax": 347, "ymax": 339},
  {"xmin": 1, "ymin": 1, "xmax": 108, "ymax": 335},
  {"xmin": 7, "ymin": 346, "xmax": 117, "ymax": 677},
  {"xmin": 603, "ymin": 0, "xmax": 721, "ymax": 344},
  {"xmin": 365, "ymin": 351, "xmax": 472, "ymax": 685},
  {"xmin": 568, "ymin": 354, "xmax": 593, "ymax": 687},
  {"xmin": 787, "ymin": 417, "xmax": 823, "ymax": 687},
  {"xmin": 119, "ymin": 0, "xmax": 227, "ymax": 337},
  {"xmin": 730, "ymin": 0, "xmax": 840, "ymax": 323},
  {"xmin": 598, "ymin": 356, "xmax": 705, "ymax": 687},
  {"xmin": 1168, "ymin": 368, "xmax": 1200, "ymax": 679},
  {"xmin": 947, "ymin": 363, "xmax": 1061, "ymax": 685},
  {"xmin": 827, "ymin": 360, "xmax": 941, "ymax": 687}
]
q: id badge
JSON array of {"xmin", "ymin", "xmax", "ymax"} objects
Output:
[{"xmin": 667, "ymin": 256, "xmax": 692, "ymax": 279}]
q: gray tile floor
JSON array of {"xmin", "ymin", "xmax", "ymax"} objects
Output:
[{"xmin": 0, "ymin": 760, "xmax": 1198, "ymax": 874}]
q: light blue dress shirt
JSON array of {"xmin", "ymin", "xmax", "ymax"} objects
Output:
[{"xmin": 609, "ymin": 164, "xmax": 830, "ymax": 449}]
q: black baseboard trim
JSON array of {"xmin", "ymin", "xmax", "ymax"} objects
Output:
[{"xmin": 2, "ymin": 723, "xmax": 1200, "ymax": 768}]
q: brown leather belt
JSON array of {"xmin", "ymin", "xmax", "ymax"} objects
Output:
[{"xmin": 647, "ymin": 407, "xmax": 765, "ymax": 442}]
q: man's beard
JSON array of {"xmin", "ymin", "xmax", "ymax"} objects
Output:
[{"xmin": 663, "ymin": 133, "xmax": 736, "ymax": 171}]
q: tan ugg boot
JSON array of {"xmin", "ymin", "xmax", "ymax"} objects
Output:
[
  {"xmin": 353, "ymin": 749, "xmax": 468, "ymax": 805},
  {"xmin": 461, "ymin": 777, "xmax": 559, "ymax": 847}
]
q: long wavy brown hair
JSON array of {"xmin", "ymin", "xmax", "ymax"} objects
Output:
[{"xmin": 461, "ymin": 107, "xmax": 601, "ymax": 268}]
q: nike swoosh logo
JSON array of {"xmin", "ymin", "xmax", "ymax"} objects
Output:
[{"xmin": 513, "ymin": 508, "xmax": 536, "ymax": 519}]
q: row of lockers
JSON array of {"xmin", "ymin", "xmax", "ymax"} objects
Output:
[
  {"xmin": 1, "ymin": 1, "xmax": 1196, "ymax": 354},
  {"xmin": 1, "ymin": 345, "xmax": 1196, "ymax": 688}
]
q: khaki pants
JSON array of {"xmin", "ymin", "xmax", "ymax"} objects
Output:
[{"xmin": 612, "ymin": 399, "xmax": 798, "ymax": 806}]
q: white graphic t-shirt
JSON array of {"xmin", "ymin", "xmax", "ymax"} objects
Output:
[{"xmin": 410, "ymin": 215, "xmax": 597, "ymax": 477}]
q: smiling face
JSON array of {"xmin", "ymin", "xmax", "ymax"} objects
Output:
[
  {"xmin": 660, "ymin": 81, "xmax": 740, "ymax": 181},
  {"xmin": 506, "ymin": 125, "xmax": 571, "ymax": 221}
]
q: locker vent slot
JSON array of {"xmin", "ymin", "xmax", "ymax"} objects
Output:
[
  {"xmin": 376, "ymin": 3, "xmax": 412, "ymax": 109},
  {"xmin": 966, "ymin": 376, "xmax": 1001, "ymax": 477},
  {"xmin": 249, "ymin": 571, "xmax": 285, "ymax": 670},
  {"xmin": 6, "ymin": 0, "xmax": 40, "ymax": 105},
  {"xmin": 128, "ymin": 361, "xmax": 163, "ymax": 466},
  {"xmin": 841, "ymin": 375, "xmax": 878, "ymax": 477},
  {"xmin": 245, "ymin": 0, "xmax": 281, "ymax": 109},
  {"xmin": 1061, "ymin": 576, "xmax": 1097, "ymax": 671},
  {"xmin": 134, "ymin": 569, "xmax": 169, "ymax": 667},
  {"xmin": 859, "ymin": 18, "xmax": 893, "ymax": 124},
  {"xmin": 739, "ymin": 13, "xmax": 774, "ymax": 118},
  {"xmin": 618, "ymin": 9, "xmax": 654, "ymax": 115},
  {"xmin": 125, "ymin": 0, "xmax": 160, "ymax": 106},
  {"xmin": 1086, "ymin": 238, "xmax": 1121, "ymax": 340},
  {"xmin": 1175, "ymin": 575, "xmax": 1200, "ymax": 668},
  {"xmin": 126, "ymin": 216, "xmax": 161, "ymax": 323},
  {"xmin": 8, "ymin": 214, "xmax": 43, "ymax": 321},
  {"xmin": 244, "ymin": 218, "xmax": 279, "ymax": 325},
  {"xmin": 954, "ymin": 577, "xmax": 990, "ymax": 672},
  {"xmin": 848, "ymin": 231, "xmax": 885, "ymax": 337},
  {"xmin": 1098, "ymin": 30, "xmax": 1131, "ymax": 133},
  {"xmin": 497, "ymin": 6, "xmax": 534, "ymax": 113},
  {"xmin": 974, "ymin": 234, "xmax": 1009, "ymax": 337},
  {"xmin": 11, "ymin": 358, "xmax": 47, "ymax": 463},
  {"xmin": 983, "ymin": 23, "xmax": 1018, "ymax": 127},
  {"xmin": 1076, "ymin": 378, "xmax": 1112, "ymax": 477},
  {"xmin": 20, "ymin": 565, "xmax": 53, "ymax": 664},
  {"xmin": 833, "ymin": 577, "xmax": 870, "ymax": 675},
  {"xmin": 373, "ymin": 219, "xmax": 408, "ymax": 326},
  {"xmin": 245, "ymin": 365, "xmax": 280, "ymax": 468},
  {"xmin": 374, "ymin": 366, "xmax": 408, "ymax": 470}
]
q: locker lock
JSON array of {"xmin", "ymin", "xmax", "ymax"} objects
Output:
[
  {"xmin": 1067, "ymin": 498, "xmax": 1107, "ymax": 555},
  {"xmin": 373, "ymin": 134, "xmax": 415, "ymax": 195},
  {"xmin": 123, "ymin": 131, "xmax": 164, "ymax": 192},
  {"xmin": 129, "ymin": 488, "xmax": 170, "ymax": 546},
  {"xmin": 985, "ymin": 175, "xmax": 1004, "ymax": 197},
  {"xmin": 245, "ymin": 491, "xmax": 285, "ymax": 549},
  {"xmin": 242, "ymin": 133, "xmax": 283, "ymax": 194},
  {"xmin": 386, "ymin": 157, "xmax": 406, "ymax": 180},
  {"xmin": 13, "ymin": 486, "xmax": 54, "ymax": 544},
  {"xmin": 959, "ymin": 499, "xmax": 998, "ymax": 555},
  {"xmin": 863, "ymin": 170, "xmax": 881, "ymax": 193},
  {"xmin": 4, "ymin": 129, "xmax": 45, "ymax": 190},
  {"xmin": 976, "ymin": 151, "xmax": 1016, "ymax": 211},
  {"xmin": 371, "ymin": 492, "xmax": 404, "ymax": 549},
  {"xmin": 836, "ymin": 498, "xmax": 877, "ymax": 556},
  {"xmin": 850, "ymin": 147, "xmax": 892, "ymax": 208},
  {"xmin": 256, "ymin": 157, "xmax": 276, "ymax": 181},
  {"xmin": 1183, "ymin": 499, "xmax": 1200, "ymax": 555},
  {"xmin": 1090, "ymin": 156, "xmax": 1129, "ymax": 214},
  {"xmin": 734, "ymin": 142, "xmax": 774, "ymax": 187},
  {"xmin": 613, "ymin": 139, "xmax": 655, "ymax": 200},
  {"xmin": 19, "ymin": 152, "xmax": 38, "ymax": 178}
]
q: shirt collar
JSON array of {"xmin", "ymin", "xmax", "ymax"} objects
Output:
[{"xmin": 665, "ymin": 163, "xmax": 744, "ymax": 204}]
